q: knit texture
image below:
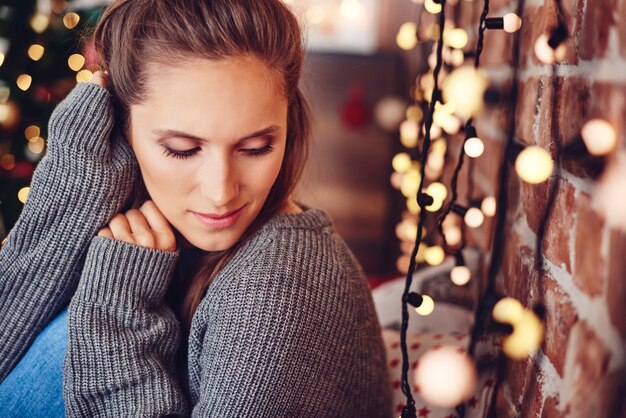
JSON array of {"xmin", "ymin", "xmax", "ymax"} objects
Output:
[{"xmin": 0, "ymin": 81, "xmax": 393, "ymax": 417}]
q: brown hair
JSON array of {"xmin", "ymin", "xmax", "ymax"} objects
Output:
[{"xmin": 90, "ymin": 0, "xmax": 310, "ymax": 334}]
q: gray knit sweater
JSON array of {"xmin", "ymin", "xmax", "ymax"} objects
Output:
[{"xmin": 0, "ymin": 82, "xmax": 392, "ymax": 417}]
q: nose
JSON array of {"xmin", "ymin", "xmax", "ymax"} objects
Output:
[{"xmin": 198, "ymin": 152, "xmax": 239, "ymax": 209}]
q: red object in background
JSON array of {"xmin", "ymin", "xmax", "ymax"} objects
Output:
[
  {"xmin": 341, "ymin": 82, "xmax": 371, "ymax": 129},
  {"xmin": 82, "ymin": 40, "xmax": 99, "ymax": 70},
  {"xmin": 4, "ymin": 161, "xmax": 35, "ymax": 179}
]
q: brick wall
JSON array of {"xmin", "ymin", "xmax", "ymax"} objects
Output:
[{"xmin": 458, "ymin": 0, "xmax": 626, "ymax": 416}]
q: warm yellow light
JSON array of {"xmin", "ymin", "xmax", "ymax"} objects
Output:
[
  {"xmin": 400, "ymin": 120, "xmax": 419, "ymax": 148},
  {"xmin": 534, "ymin": 33, "xmax": 566, "ymax": 64},
  {"xmin": 424, "ymin": 0, "xmax": 442, "ymax": 14},
  {"xmin": 425, "ymin": 182, "xmax": 447, "ymax": 212},
  {"xmin": 306, "ymin": 5, "xmax": 325, "ymax": 24},
  {"xmin": 390, "ymin": 172, "xmax": 402, "ymax": 190},
  {"xmin": 0, "ymin": 53, "xmax": 4, "ymax": 67},
  {"xmin": 442, "ymin": 66, "xmax": 489, "ymax": 119},
  {"xmin": 443, "ymin": 226, "xmax": 462, "ymax": 246},
  {"xmin": 424, "ymin": 245, "xmax": 445, "ymax": 266},
  {"xmin": 450, "ymin": 49, "xmax": 465, "ymax": 66},
  {"xmin": 340, "ymin": 0, "xmax": 363, "ymax": 21},
  {"xmin": 451, "ymin": 265, "xmax": 471, "ymax": 285},
  {"xmin": 397, "ymin": 22, "xmax": 418, "ymax": 50},
  {"xmin": 414, "ymin": 345, "xmax": 477, "ymax": 407},
  {"xmin": 76, "ymin": 69, "xmax": 94, "ymax": 83},
  {"xmin": 63, "ymin": 12, "xmax": 80, "ymax": 29},
  {"xmin": 415, "ymin": 294, "xmax": 435, "ymax": 316},
  {"xmin": 407, "ymin": 197, "xmax": 421, "ymax": 215},
  {"xmin": 406, "ymin": 105, "xmax": 423, "ymax": 122},
  {"xmin": 16, "ymin": 74, "xmax": 32, "ymax": 91},
  {"xmin": 502, "ymin": 310, "xmax": 544, "ymax": 360},
  {"xmin": 392, "ymin": 152, "xmax": 412, "ymax": 174},
  {"xmin": 581, "ymin": 118, "xmax": 617, "ymax": 156},
  {"xmin": 431, "ymin": 138, "xmax": 447, "ymax": 155},
  {"xmin": 441, "ymin": 114, "xmax": 462, "ymax": 135},
  {"xmin": 0, "ymin": 86, "xmax": 9, "ymax": 104},
  {"xmin": 18, "ymin": 187, "xmax": 31, "ymax": 203},
  {"xmin": 444, "ymin": 28, "xmax": 469, "ymax": 49},
  {"xmin": 492, "ymin": 297, "xmax": 524, "ymax": 324},
  {"xmin": 464, "ymin": 207, "xmax": 485, "ymax": 228},
  {"xmin": 515, "ymin": 146, "xmax": 554, "ymax": 184},
  {"xmin": 28, "ymin": 44, "xmax": 45, "ymax": 61},
  {"xmin": 28, "ymin": 137, "xmax": 45, "ymax": 154},
  {"xmin": 68, "ymin": 54, "xmax": 85, "ymax": 71},
  {"xmin": 481, "ymin": 196, "xmax": 497, "ymax": 217},
  {"xmin": 464, "ymin": 136, "xmax": 485, "ymax": 158},
  {"xmin": 24, "ymin": 125, "xmax": 41, "ymax": 140},
  {"xmin": 30, "ymin": 14, "xmax": 50, "ymax": 33},
  {"xmin": 503, "ymin": 13, "xmax": 523, "ymax": 33},
  {"xmin": 426, "ymin": 153, "xmax": 445, "ymax": 177},
  {"xmin": 400, "ymin": 166, "xmax": 421, "ymax": 198}
]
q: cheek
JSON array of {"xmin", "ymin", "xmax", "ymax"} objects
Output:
[{"xmin": 244, "ymin": 150, "xmax": 285, "ymax": 196}]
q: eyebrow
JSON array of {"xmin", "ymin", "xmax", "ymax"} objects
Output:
[{"xmin": 151, "ymin": 125, "xmax": 280, "ymax": 144}]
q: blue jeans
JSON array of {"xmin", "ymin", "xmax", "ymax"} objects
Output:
[{"xmin": 0, "ymin": 306, "xmax": 67, "ymax": 417}]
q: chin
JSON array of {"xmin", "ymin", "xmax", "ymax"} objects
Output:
[{"xmin": 185, "ymin": 232, "xmax": 241, "ymax": 252}]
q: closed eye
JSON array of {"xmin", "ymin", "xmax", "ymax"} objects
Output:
[{"xmin": 162, "ymin": 147, "xmax": 200, "ymax": 160}]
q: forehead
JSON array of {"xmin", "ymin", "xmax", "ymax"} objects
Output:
[{"xmin": 131, "ymin": 56, "xmax": 288, "ymax": 139}]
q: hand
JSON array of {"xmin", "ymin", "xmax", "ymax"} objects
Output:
[{"xmin": 97, "ymin": 200, "xmax": 177, "ymax": 252}]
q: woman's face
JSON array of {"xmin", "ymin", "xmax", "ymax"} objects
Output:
[{"xmin": 128, "ymin": 56, "xmax": 288, "ymax": 252}]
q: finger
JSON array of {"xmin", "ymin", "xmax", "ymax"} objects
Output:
[
  {"xmin": 124, "ymin": 209, "xmax": 156, "ymax": 249},
  {"xmin": 139, "ymin": 200, "xmax": 177, "ymax": 251},
  {"xmin": 91, "ymin": 70, "xmax": 108, "ymax": 88},
  {"xmin": 97, "ymin": 226, "xmax": 113, "ymax": 238},
  {"xmin": 108, "ymin": 213, "xmax": 134, "ymax": 244}
]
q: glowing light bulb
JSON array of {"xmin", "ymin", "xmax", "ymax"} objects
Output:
[
  {"xmin": 400, "ymin": 168, "xmax": 421, "ymax": 198},
  {"xmin": 0, "ymin": 53, "xmax": 4, "ymax": 67},
  {"xmin": 28, "ymin": 137, "xmax": 45, "ymax": 154},
  {"xmin": 392, "ymin": 152, "xmax": 412, "ymax": 173},
  {"xmin": 340, "ymin": 0, "xmax": 363, "ymax": 21},
  {"xmin": 442, "ymin": 66, "xmax": 489, "ymax": 119},
  {"xmin": 407, "ymin": 196, "xmax": 421, "ymax": 215},
  {"xmin": 481, "ymin": 196, "xmax": 497, "ymax": 217},
  {"xmin": 424, "ymin": 245, "xmax": 445, "ymax": 266},
  {"xmin": 18, "ymin": 187, "xmax": 30, "ymax": 203},
  {"xmin": 63, "ymin": 12, "xmax": 80, "ymax": 29},
  {"xmin": 581, "ymin": 118, "xmax": 617, "ymax": 156},
  {"xmin": 492, "ymin": 297, "xmax": 524, "ymax": 324},
  {"xmin": 415, "ymin": 294, "xmax": 435, "ymax": 316},
  {"xmin": 534, "ymin": 33, "xmax": 566, "ymax": 64},
  {"xmin": 593, "ymin": 151, "xmax": 626, "ymax": 231},
  {"xmin": 464, "ymin": 207, "xmax": 484, "ymax": 228},
  {"xmin": 502, "ymin": 310, "xmax": 544, "ymax": 360},
  {"xmin": 68, "ymin": 54, "xmax": 85, "ymax": 71},
  {"xmin": 451, "ymin": 265, "xmax": 471, "ymax": 285},
  {"xmin": 28, "ymin": 44, "xmax": 45, "ymax": 61},
  {"xmin": 443, "ymin": 226, "xmax": 462, "ymax": 246},
  {"xmin": 1, "ymin": 154, "xmax": 15, "ymax": 170},
  {"xmin": 400, "ymin": 119, "xmax": 419, "ymax": 148},
  {"xmin": 464, "ymin": 136, "xmax": 485, "ymax": 158},
  {"xmin": 16, "ymin": 74, "xmax": 32, "ymax": 91},
  {"xmin": 24, "ymin": 125, "xmax": 40, "ymax": 140},
  {"xmin": 444, "ymin": 28, "xmax": 469, "ymax": 49},
  {"xmin": 30, "ymin": 14, "xmax": 50, "ymax": 33},
  {"xmin": 424, "ymin": 0, "xmax": 442, "ymax": 14},
  {"xmin": 406, "ymin": 105, "xmax": 423, "ymax": 122},
  {"xmin": 397, "ymin": 22, "xmax": 418, "ymax": 50},
  {"xmin": 503, "ymin": 13, "xmax": 522, "ymax": 33},
  {"xmin": 425, "ymin": 182, "xmax": 447, "ymax": 212},
  {"xmin": 414, "ymin": 345, "xmax": 478, "ymax": 407},
  {"xmin": 76, "ymin": 69, "xmax": 94, "ymax": 83},
  {"xmin": 450, "ymin": 49, "xmax": 465, "ymax": 67},
  {"xmin": 375, "ymin": 96, "xmax": 407, "ymax": 132},
  {"xmin": 515, "ymin": 146, "xmax": 554, "ymax": 184}
]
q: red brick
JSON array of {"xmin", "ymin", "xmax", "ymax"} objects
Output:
[
  {"xmin": 620, "ymin": 1, "xmax": 626, "ymax": 58},
  {"xmin": 579, "ymin": 0, "xmax": 617, "ymax": 60},
  {"xmin": 607, "ymin": 230, "xmax": 626, "ymax": 339},
  {"xmin": 522, "ymin": 178, "xmax": 575, "ymax": 273},
  {"xmin": 481, "ymin": 27, "xmax": 515, "ymax": 68},
  {"xmin": 562, "ymin": 321, "xmax": 611, "ymax": 417},
  {"xmin": 519, "ymin": 5, "xmax": 554, "ymax": 68},
  {"xmin": 520, "ymin": 361, "xmax": 544, "ymax": 418},
  {"xmin": 515, "ymin": 77, "xmax": 540, "ymax": 146},
  {"xmin": 557, "ymin": 77, "xmax": 590, "ymax": 148},
  {"xmin": 541, "ymin": 396, "xmax": 563, "ymax": 418},
  {"xmin": 494, "ymin": 387, "xmax": 519, "ymax": 418},
  {"xmin": 573, "ymin": 192, "xmax": 606, "ymax": 297},
  {"xmin": 542, "ymin": 277, "xmax": 579, "ymax": 376},
  {"xmin": 501, "ymin": 231, "xmax": 538, "ymax": 305},
  {"xmin": 506, "ymin": 357, "xmax": 534, "ymax": 409}
]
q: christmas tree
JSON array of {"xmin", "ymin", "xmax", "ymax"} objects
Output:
[{"xmin": 0, "ymin": 0, "xmax": 105, "ymax": 239}]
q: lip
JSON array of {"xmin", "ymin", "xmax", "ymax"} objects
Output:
[{"xmin": 191, "ymin": 205, "xmax": 247, "ymax": 229}]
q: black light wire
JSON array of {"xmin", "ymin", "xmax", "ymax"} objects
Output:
[{"xmin": 399, "ymin": 1, "xmax": 447, "ymax": 416}]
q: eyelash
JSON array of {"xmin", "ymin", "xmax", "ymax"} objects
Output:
[{"xmin": 161, "ymin": 144, "xmax": 275, "ymax": 160}]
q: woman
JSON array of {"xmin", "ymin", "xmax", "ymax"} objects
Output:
[{"xmin": 0, "ymin": 0, "xmax": 392, "ymax": 416}]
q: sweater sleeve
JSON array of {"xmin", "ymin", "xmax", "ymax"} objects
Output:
[
  {"xmin": 189, "ymin": 235, "xmax": 393, "ymax": 417},
  {"xmin": 0, "ymin": 82, "xmax": 138, "ymax": 382},
  {"xmin": 63, "ymin": 236, "xmax": 189, "ymax": 417}
]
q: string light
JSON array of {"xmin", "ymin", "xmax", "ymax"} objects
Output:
[
  {"xmin": 464, "ymin": 125, "xmax": 485, "ymax": 158},
  {"xmin": 534, "ymin": 33, "xmax": 566, "ymax": 64},
  {"xmin": 415, "ymin": 294, "xmax": 435, "ymax": 316},
  {"xmin": 444, "ymin": 28, "xmax": 469, "ymax": 49},
  {"xmin": 0, "ymin": 53, "xmax": 4, "ymax": 68},
  {"xmin": 18, "ymin": 187, "xmax": 30, "ymax": 203},
  {"xmin": 485, "ymin": 13, "xmax": 522, "ymax": 33},
  {"xmin": 414, "ymin": 345, "xmax": 477, "ymax": 407},
  {"xmin": 441, "ymin": 66, "xmax": 488, "ymax": 119},
  {"xmin": 424, "ymin": 245, "xmax": 445, "ymax": 265},
  {"xmin": 451, "ymin": 204, "xmax": 485, "ymax": 228},
  {"xmin": 27, "ymin": 44, "xmax": 45, "ymax": 61},
  {"xmin": 580, "ymin": 118, "xmax": 617, "ymax": 156},
  {"xmin": 397, "ymin": 22, "xmax": 418, "ymax": 50},
  {"xmin": 514, "ymin": 145, "xmax": 554, "ymax": 184},
  {"xmin": 76, "ymin": 69, "xmax": 94, "ymax": 83},
  {"xmin": 450, "ymin": 252, "xmax": 471, "ymax": 285},
  {"xmin": 424, "ymin": 0, "xmax": 442, "ymax": 14},
  {"xmin": 67, "ymin": 54, "xmax": 85, "ymax": 71},
  {"xmin": 30, "ymin": 14, "xmax": 50, "ymax": 33},
  {"xmin": 400, "ymin": 120, "xmax": 420, "ymax": 147},
  {"xmin": 480, "ymin": 196, "xmax": 497, "ymax": 217},
  {"xmin": 392, "ymin": 152, "xmax": 413, "ymax": 173},
  {"xmin": 16, "ymin": 74, "xmax": 32, "ymax": 91},
  {"xmin": 63, "ymin": 12, "xmax": 80, "ymax": 29},
  {"xmin": 24, "ymin": 125, "xmax": 40, "ymax": 140}
]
